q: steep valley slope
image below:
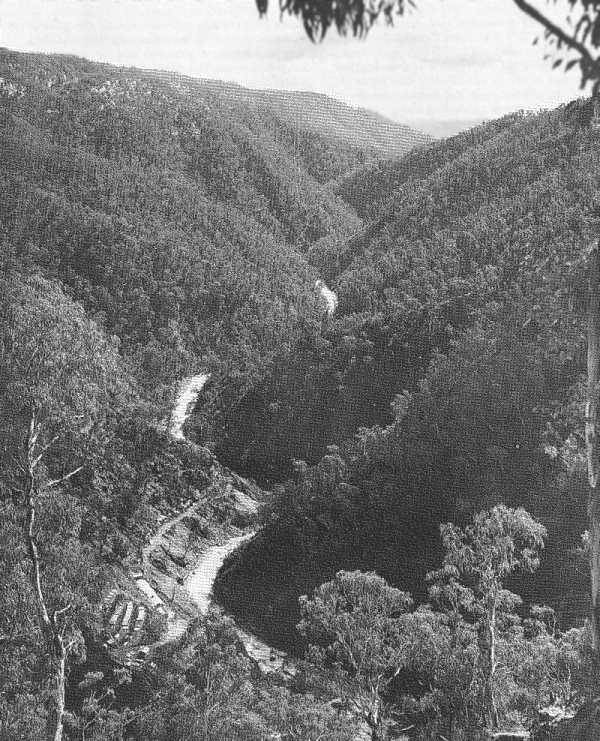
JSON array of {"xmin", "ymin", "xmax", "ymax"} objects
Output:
[
  {"xmin": 0, "ymin": 47, "xmax": 428, "ymax": 446},
  {"xmin": 216, "ymin": 103, "xmax": 598, "ymax": 650},
  {"xmin": 3, "ymin": 45, "xmax": 596, "ymax": 690},
  {"xmin": 0, "ymin": 47, "xmax": 435, "ymax": 673}
]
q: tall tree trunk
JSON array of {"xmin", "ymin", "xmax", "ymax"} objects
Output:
[
  {"xmin": 49, "ymin": 645, "xmax": 67, "ymax": 741},
  {"xmin": 24, "ymin": 411, "xmax": 68, "ymax": 741},
  {"xmin": 488, "ymin": 602, "xmax": 498, "ymax": 729},
  {"xmin": 366, "ymin": 688, "xmax": 384, "ymax": 741},
  {"xmin": 587, "ymin": 242, "xmax": 600, "ymax": 658},
  {"xmin": 478, "ymin": 601, "xmax": 499, "ymax": 731}
]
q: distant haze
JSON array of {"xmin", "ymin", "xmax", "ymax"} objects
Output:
[
  {"xmin": 1, "ymin": 0, "xmax": 585, "ymax": 130},
  {"xmin": 406, "ymin": 119, "xmax": 485, "ymax": 139},
  {"xmin": 190, "ymin": 78, "xmax": 432, "ymax": 152}
]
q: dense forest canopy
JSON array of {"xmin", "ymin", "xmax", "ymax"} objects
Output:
[
  {"xmin": 3, "ymin": 44, "xmax": 600, "ymax": 740},
  {"xmin": 216, "ymin": 104, "xmax": 600, "ymax": 653},
  {"xmin": 0, "ymin": 48, "xmax": 371, "ymax": 425}
]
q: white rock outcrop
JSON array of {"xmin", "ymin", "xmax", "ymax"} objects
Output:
[{"xmin": 315, "ymin": 279, "xmax": 338, "ymax": 317}]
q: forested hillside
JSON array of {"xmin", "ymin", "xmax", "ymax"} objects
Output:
[
  {"xmin": 217, "ymin": 104, "xmax": 600, "ymax": 653},
  {"xmin": 0, "ymin": 48, "xmax": 403, "ymax": 741},
  {"xmin": 192, "ymin": 79, "xmax": 432, "ymax": 158},
  {"xmin": 0, "ymin": 48, "xmax": 380, "ymax": 433},
  {"xmin": 3, "ymin": 45, "xmax": 600, "ymax": 741}
]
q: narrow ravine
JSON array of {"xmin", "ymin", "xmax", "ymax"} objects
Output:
[
  {"xmin": 134, "ymin": 280, "xmax": 337, "ymax": 674},
  {"xmin": 169, "ymin": 376, "xmax": 293, "ymax": 674}
]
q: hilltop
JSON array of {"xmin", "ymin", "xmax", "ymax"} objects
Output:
[{"xmin": 192, "ymin": 77, "xmax": 433, "ymax": 157}]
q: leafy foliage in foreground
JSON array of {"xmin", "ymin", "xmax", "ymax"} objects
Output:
[{"xmin": 297, "ymin": 523, "xmax": 590, "ymax": 740}]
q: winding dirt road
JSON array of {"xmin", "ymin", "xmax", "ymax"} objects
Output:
[{"xmin": 138, "ymin": 281, "xmax": 337, "ymax": 672}]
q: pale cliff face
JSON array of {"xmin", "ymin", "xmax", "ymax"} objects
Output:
[
  {"xmin": 169, "ymin": 374, "xmax": 210, "ymax": 441},
  {"xmin": 315, "ymin": 279, "xmax": 338, "ymax": 317}
]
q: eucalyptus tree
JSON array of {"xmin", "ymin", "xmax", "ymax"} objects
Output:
[
  {"xmin": 298, "ymin": 570, "xmax": 413, "ymax": 740},
  {"xmin": 427, "ymin": 505, "xmax": 547, "ymax": 731},
  {"xmin": 0, "ymin": 274, "xmax": 129, "ymax": 741}
]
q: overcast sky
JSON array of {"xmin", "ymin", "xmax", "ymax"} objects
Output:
[{"xmin": 0, "ymin": 0, "xmax": 586, "ymax": 129}]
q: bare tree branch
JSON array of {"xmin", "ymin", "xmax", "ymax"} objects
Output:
[
  {"xmin": 52, "ymin": 604, "xmax": 72, "ymax": 621},
  {"xmin": 25, "ymin": 476, "xmax": 52, "ymax": 638},
  {"xmin": 32, "ymin": 435, "xmax": 61, "ymax": 468},
  {"xmin": 46, "ymin": 466, "xmax": 83, "ymax": 489},
  {"xmin": 23, "ymin": 411, "xmax": 73, "ymax": 741}
]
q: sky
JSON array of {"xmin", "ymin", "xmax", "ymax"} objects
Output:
[{"xmin": 0, "ymin": 0, "xmax": 587, "ymax": 131}]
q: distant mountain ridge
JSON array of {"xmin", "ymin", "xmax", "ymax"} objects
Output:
[
  {"xmin": 0, "ymin": 45, "xmax": 369, "ymax": 395},
  {"xmin": 192, "ymin": 77, "xmax": 433, "ymax": 156},
  {"xmin": 0, "ymin": 47, "xmax": 431, "ymax": 160}
]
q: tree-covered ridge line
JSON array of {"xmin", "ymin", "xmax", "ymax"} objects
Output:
[
  {"xmin": 335, "ymin": 111, "xmax": 547, "ymax": 220},
  {"xmin": 216, "ymin": 102, "xmax": 600, "ymax": 683},
  {"xmin": 186, "ymin": 79, "xmax": 433, "ymax": 157},
  {"xmin": 0, "ymin": 46, "xmax": 380, "ymax": 447},
  {"xmin": 221, "ymin": 104, "xmax": 598, "ymax": 485},
  {"xmin": 0, "ymin": 46, "xmax": 432, "ymax": 162},
  {"xmin": 4, "ymin": 44, "xmax": 600, "ymax": 740}
]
